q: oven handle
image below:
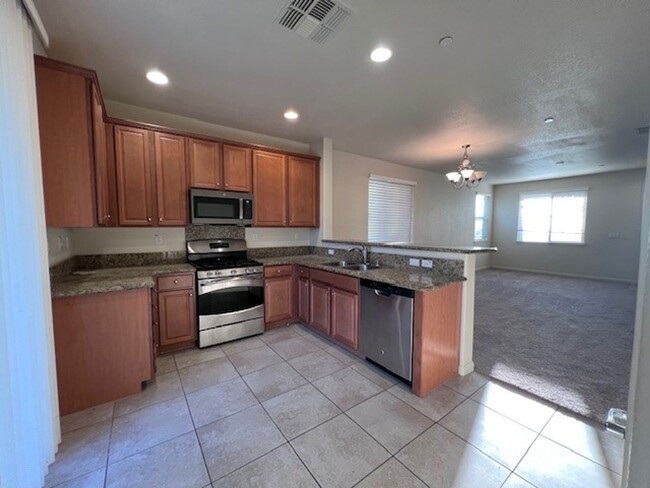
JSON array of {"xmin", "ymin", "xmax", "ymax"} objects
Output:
[{"xmin": 198, "ymin": 275, "xmax": 263, "ymax": 295}]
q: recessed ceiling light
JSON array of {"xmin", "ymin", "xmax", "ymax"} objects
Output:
[
  {"xmin": 544, "ymin": 117, "xmax": 555, "ymax": 124},
  {"xmin": 370, "ymin": 46, "xmax": 392, "ymax": 63},
  {"xmin": 439, "ymin": 36, "xmax": 453, "ymax": 47},
  {"xmin": 284, "ymin": 110, "xmax": 299, "ymax": 120},
  {"xmin": 146, "ymin": 70, "xmax": 168, "ymax": 85},
  {"xmin": 555, "ymin": 160, "xmax": 565, "ymax": 165},
  {"xmin": 598, "ymin": 163, "xmax": 605, "ymax": 167}
]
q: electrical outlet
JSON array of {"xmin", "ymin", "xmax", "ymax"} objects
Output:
[
  {"xmin": 328, "ymin": 249, "xmax": 335, "ymax": 256},
  {"xmin": 57, "ymin": 236, "xmax": 64, "ymax": 251},
  {"xmin": 421, "ymin": 259, "xmax": 433, "ymax": 269},
  {"xmin": 64, "ymin": 236, "xmax": 70, "ymax": 250},
  {"xmin": 294, "ymin": 232, "xmax": 300, "ymax": 240},
  {"xmin": 251, "ymin": 233, "xmax": 259, "ymax": 242},
  {"xmin": 409, "ymin": 258, "xmax": 420, "ymax": 267},
  {"xmin": 154, "ymin": 234, "xmax": 163, "ymax": 245},
  {"xmin": 608, "ymin": 232, "xmax": 620, "ymax": 239}
]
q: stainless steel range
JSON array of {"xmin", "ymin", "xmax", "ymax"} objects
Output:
[{"xmin": 187, "ymin": 239, "xmax": 264, "ymax": 348}]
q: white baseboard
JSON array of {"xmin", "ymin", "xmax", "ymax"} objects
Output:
[
  {"xmin": 490, "ymin": 265, "xmax": 637, "ymax": 284},
  {"xmin": 476, "ymin": 265, "xmax": 492, "ymax": 271}
]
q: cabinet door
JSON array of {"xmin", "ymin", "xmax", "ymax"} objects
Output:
[
  {"xmin": 91, "ymin": 84, "xmax": 110, "ymax": 227},
  {"xmin": 264, "ymin": 276, "xmax": 293, "ymax": 324},
  {"xmin": 35, "ymin": 63, "xmax": 96, "ymax": 227},
  {"xmin": 154, "ymin": 132, "xmax": 188, "ymax": 226},
  {"xmin": 253, "ymin": 151, "xmax": 287, "ymax": 226},
  {"xmin": 158, "ymin": 289, "xmax": 196, "ymax": 347},
  {"xmin": 310, "ymin": 281, "xmax": 330, "ymax": 335},
  {"xmin": 115, "ymin": 126, "xmax": 155, "ymax": 226},
  {"xmin": 288, "ymin": 156, "xmax": 319, "ymax": 227},
  {"xmin": 298, "ymin": 277, "xmax": 310, "ymax": 323},
  {"xmin": 223, "ymin": 145, "xmax": 252, "ymax": 192},
  {"xmin": 189, "ymin": 138, "xmax": 222, "ymax": 190},
  {"xmin": 331, "ymin": 288, "xmax": 359, "ymax": 350}
]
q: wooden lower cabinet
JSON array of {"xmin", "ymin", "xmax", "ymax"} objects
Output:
[
  {"xmin": 412, "ymin": 283, "xmax": 462, "ymax": 397},
  {"xmin": 52, "ymin": 289, "xmax": 154, "ymax": 415},
  {"xmin": 298, "ymin": 277, "xmax": 310, "ymax": 323},
  {"xmin": 330, "ymin": 288, "xmax": 359, "ymax": 350},
  {"xmin": 264, "ymin": 275, "xmax": 293, "ymax": 326},
  {"xmin": 309, "ymin": 280, "xmax": 331, "ymax": 335},
  {"xmin": 155, "ymin": 273, "xmax": 197, "ymax": 354}
]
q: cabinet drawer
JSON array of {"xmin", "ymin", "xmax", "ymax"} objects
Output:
[
  {"xmin": 297, "ymin": 265, "xmax": 310, "ymax": 278},
  {"xmin": 157, "ymin": 274, "xmax": 194, "ymax": 291},
  {"xmin": 264, "ymin": 265, "xmax": 293, "ymax": 278},
  {"xmin": 310, "ymin": 269, "xmax": 359, "ymax": 294}
]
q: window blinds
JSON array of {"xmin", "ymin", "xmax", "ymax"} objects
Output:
[
  {"xmin": 368, "ymin": 175, "xmax": 415, "ymax": 242},
  {"xmin": 517, "ymin": 190, "xmax": 588, "ymax": 243}
]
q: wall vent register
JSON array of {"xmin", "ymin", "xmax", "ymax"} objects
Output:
[{"xmin": 276, "ymin": 0, "xmax": 352, "ymax": 44}]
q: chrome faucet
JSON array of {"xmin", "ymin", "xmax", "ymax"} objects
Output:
[{"xmin": 348, "ymin": 245, "xmax": 369, "ymax": 264}]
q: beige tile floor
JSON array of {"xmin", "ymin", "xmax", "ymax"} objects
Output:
[{"xmin": 45, "ymin": 323, "xmax": 625, "ymax": 488}]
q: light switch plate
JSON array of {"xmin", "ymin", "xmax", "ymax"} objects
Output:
[
  {"xmin": 327, "ymin": 249, "xmax": 335, "ymax": 255},
  {"xmin": 608, "ymin": 232, "xmax": 620, "ymax": 239},
  {"xmin": 421, "ymin": 259, "xmax": 433, "ymax": 269},
  {"xmin": 154, "ymin": 234, "xmax": 163, "ymax": 245},
  {"xmin": 409, "ymin": 258, "xmax": 420, "ymax": 267}
]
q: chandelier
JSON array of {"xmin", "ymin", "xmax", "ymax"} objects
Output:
[{"xmin": 445, "ymin": 144, "xmax": 487, "ymax": 189}]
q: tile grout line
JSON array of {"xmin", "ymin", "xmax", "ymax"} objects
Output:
[{"xmin": 177, "ymin": 362, "xmax": 214, "ymax": 487}]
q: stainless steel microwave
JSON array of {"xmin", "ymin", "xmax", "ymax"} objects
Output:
[{"xmin": 190, "ymin": 189, "xmax": 253, "ymax": 226}]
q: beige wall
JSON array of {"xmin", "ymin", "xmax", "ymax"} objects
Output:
[
  {"xmin": 104, "ymin": 100, "xmax": 310, "ymax": 154},
  {"xmin": 332, "ymin": 150, "xmax": 490, "ymax": 247},
  {"xmin": 491, "ymin": 168, "xmax": 645, "ymax": 282}
]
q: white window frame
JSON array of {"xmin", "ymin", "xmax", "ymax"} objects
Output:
[
  {"xmin": 516, "ymin": 188, "xmax": 589, "ymax": 245},
  {"xmin": 368, "ymin": 174, "xmax": 415, "ymax": 242},
  {"xmin": 474, "ymin": 193, "xmax": 491, "ymax": 242}
]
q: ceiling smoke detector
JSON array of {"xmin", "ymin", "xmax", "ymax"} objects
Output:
[{"xmin": 276, "ymin": 0, "xmax": 352, "ymax": 44}]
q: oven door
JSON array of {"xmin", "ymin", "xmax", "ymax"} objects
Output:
[{"xmin": 197, "ymin": 275, "xmax": 264, "ymax": 330}]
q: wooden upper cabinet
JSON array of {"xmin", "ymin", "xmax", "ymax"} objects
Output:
[
  {"xmin": 35, "ymin": 62, "xmax": 96, "ymax": 227},
  {"xmin": 253, "ymin": 151, "xmax": 287, "ymax": 226},
  {"xmin": 114, "ymin": 126, "xmax": 155, "ymax": 226},
  {"xmin": 91, "ymin": 85, "xmax": 112, "ymax": 227},
  {"xmin": 288, "ymin": 156, "xmax": 319, "ymax": 227},
  {"xmin": 223, "ymin": 145, "xmax": 252, "ymax": 192},
  {"xmin": 330, "ymin": 288, "xmax": 359, "ymax": 350},
  {"xmin": 189, "ymin": 138, "xmax": 222, "ymax": 190},
  {"xmin": 154, "ymin": 133, "xmax": 188, "ymax": 226}
]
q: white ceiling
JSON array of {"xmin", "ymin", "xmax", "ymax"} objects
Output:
[{"xmin": 35, "ymin": 0, "xmax": 650, "ymax": 184}]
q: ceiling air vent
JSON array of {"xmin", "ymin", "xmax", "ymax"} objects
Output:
[
  {"xmin": 637, "ymin": 126, "xmax": 649, "ymax": 136},
  {"xmin": 276, "ymin": 0, "xmax": 352, "ymax": 44}
]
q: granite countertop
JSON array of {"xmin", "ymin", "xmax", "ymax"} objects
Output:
[
  {"xmin": 322, "ymin": 239, "xmax": 497, "ymax": 254},
  {"xmin": 256, "ymin": 255, "xmax": 465, "ymax": 291},
  {"xmin": 51, "ymin": 264, "xmax": 196, "ymax": 298}
]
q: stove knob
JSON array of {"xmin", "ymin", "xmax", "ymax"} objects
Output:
[
  {"xmin": 246, "ymin": 268, "xmax": 252, "ymax": 274},
  {"xmin": 231, "ymin": 270, "xmax": 237, "ymax": 275},
  {"xmin": 208, "ymin": 271, "xmax": 214, "ymax": 277}
]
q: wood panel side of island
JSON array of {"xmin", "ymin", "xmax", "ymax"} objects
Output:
[
  {"xmin": 412, "ymin": 282, "xmax": 462, "ymax": 397},
  {"xmin": 52, "ymin": 288, "xmax": 153, "ymax": 415}
]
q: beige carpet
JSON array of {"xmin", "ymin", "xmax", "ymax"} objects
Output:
[{"xmin": 474, "ymin": 268, "xmax": 636, "ymax": 422}]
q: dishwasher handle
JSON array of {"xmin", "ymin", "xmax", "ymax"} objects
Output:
[{"xmin": 361, "ymin": 279, "xmax": 415, "ymax": 298}]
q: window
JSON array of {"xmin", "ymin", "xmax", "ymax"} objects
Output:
[
  {"xmin": 517, "ymin": 190, "xmax": 588, "ymax": 243},
  {"xmin": 368, "ymin": 174, "xmax": 415, "ymax": 242},
  {"xmin": 474, "ymin": 193, "xmax": 491, "ymax": 242}
]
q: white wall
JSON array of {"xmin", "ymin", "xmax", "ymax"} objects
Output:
[
  {"xmin": 491, "ymin": 169, "xmax": 645, "ymax": 282},
  {"xmin": 46, "ymin": 228, "xmax": 73, "ymax": 265},
  {"xmin": 1, "ymin": 2, "xmax": 59, "ymax": 486},
  {"xmin": 331, "ymin": 150, "xmax": 489, "ymax": 247},
  {"xmin": 624, "ymin": 126, "xmax": 650, "ymax": 488}
]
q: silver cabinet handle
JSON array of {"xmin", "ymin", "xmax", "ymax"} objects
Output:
[
  {"xmin": 189, "ymin": 293, "xmax": 193, "ymax": 297},
  {"xmin": 174, "ymin": 279, "xmax": 179, "ymax": 284},
  {"xmin": 147, "ymin": 217, "xmax": 152, "ymax": 222},
  {"xmin": 159, "ymin": 217, "xmax": 162, "ymax": 222}
]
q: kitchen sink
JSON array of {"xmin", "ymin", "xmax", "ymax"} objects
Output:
[{"xmin": 323, "ymin": 261, "xmax": 381, "ymax": 271}]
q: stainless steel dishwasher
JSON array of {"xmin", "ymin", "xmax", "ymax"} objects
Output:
[{"xmin": 359, "ymin": 279, "xmax": 415, "ymax": 381}]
